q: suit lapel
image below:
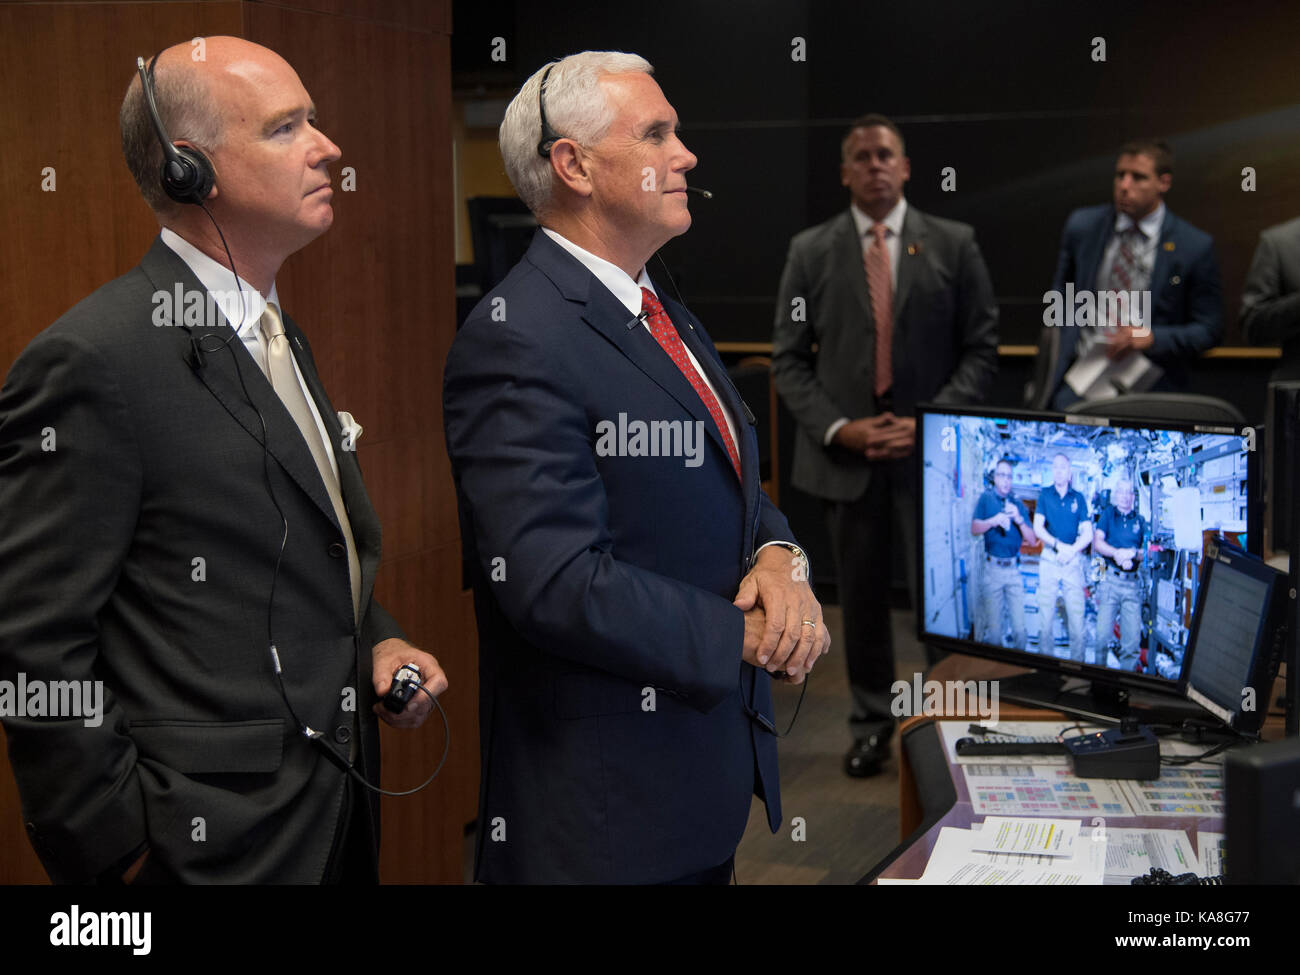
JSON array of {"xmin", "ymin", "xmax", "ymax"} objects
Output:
[
  {"xmin": 894, "ymin": 206, "xmax": 926, "ymax": 323},
  {"xmin": 1051, "ymin": 208, "xmax": 1120, "ymax": 400},
  {"xmin": 524, "ymin": 235, "xmax": 735, "ymax": 477},
  {"xmin": 138, "ymin": 238, "xmax": 344, "ymax": 536},
  {"xmin": 835, "ymin": 212, "xmax": 873, "ymax": 324},
  {"xmin": 282, "ymin": 312, "xmax": 383, "ymax": 610},
  {"xmin": 1082, "ymin": 205, "xmax": 1116, "ymax": 290},
  {"xmin": 580, "ymin": 282, "xmax": 722, "ymax": 432},
  {"xmin": 1149, "ymin": 209, "xmax": 1177, "ymax": 303},
  {"xmin": 660, "ymin": 289, "xmax": 756, "ymax": 490}
]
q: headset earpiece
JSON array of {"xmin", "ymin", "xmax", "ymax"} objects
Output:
[
  {"xmin": 536, "ymin": 63, "xmax": 562, "ymax": 158},
  {"xmin": 136, "ymin": 54, "xmax": 216, "ymax": 206},
  {"xmin": 160, "ymin": 145, "xmax": 215, "ymax": 206}
]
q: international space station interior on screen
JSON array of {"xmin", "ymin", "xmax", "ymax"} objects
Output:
[{"xmin": 920, "ymin": 409, "xmax": 1252, "ymax": 682}]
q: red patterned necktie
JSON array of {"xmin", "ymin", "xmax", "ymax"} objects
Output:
[
  {"xmin": 639, "ymin": 287, "xmax": 742, "ymax": 480},
  {"xmin": 1105, "ymin": 226, "xmax": 1142, "ymax": 326},
  {"xmin": 865, "ymin": 222, "xmax": 893, "ymax": 397}
]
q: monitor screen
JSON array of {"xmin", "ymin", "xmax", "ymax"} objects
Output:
[
  {"xmin": 918, "ymin": 405, "xmax": 1257, "ymax": 694},
  {"xmin": 1183, "ymin": 540, "xmax": 1282, "ymax": 733}
]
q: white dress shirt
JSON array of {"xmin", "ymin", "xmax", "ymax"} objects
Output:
[
  {"xmin": 541, "ymin": 227, "xmax": 739, "ymax": 451},
  {"xmin": 541, "ymin": 229, "xmax": 801, "ymax": 573},
  {"xmin": 849, "ymin": 196, "xmax": 907, "ymax": 292},
  {"xmin": 1100, "ymin": 201, "xmax": 1164, "ymax": 295},
  {"xmin": 1077, "ymin": 201, "xmax": 1165, "ymax": 356},
  {"xmin": 825, "ymin": 198, "xmax": 909, "ymax": 445},
  {"xmin": 161, "ymin": 228, "xmax": 339, "ymax": 480}
]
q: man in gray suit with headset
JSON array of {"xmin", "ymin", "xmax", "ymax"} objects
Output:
[
  {"xmin": 772, "ymin": 113, "xmax": 998, "ymax": 778},
  {"xmin": 0, "ymin": 37, "xmax": 446, "ymax": 884}
]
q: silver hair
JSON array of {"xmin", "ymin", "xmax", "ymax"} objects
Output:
[
  {"xmin": 120, "ymin": 59, "xmax": 223, "ymax": 213},
  {"xmin": 499, "ymin": 51, "xmax": 653, "ymax": 218}
]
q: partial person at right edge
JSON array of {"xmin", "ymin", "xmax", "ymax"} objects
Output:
[{"xmin": 1241, "ymin": 216, "xmax": 1300, "ymax": 381}]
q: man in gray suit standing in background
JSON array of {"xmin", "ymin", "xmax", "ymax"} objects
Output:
[
  {"xmin": 1242, "ymin": 216, "xmax": 1300, "ymax": 381},
  {"xmin": 772, "ymin": 113, "xmax": 998, "ymax": 778}
]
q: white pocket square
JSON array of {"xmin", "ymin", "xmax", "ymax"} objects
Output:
[{"xmin": 338, "ymin": 411, "xmax": 363, "ymax": 452}]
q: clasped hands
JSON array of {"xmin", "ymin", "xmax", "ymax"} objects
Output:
[
  {"xmin": 1103, "ymin": 323, "xmax": 1154, "ymax": 359},
  {"xmin": 834, "ymin": 413, "xmax": 916, "ymax": 461},
  {"xmin": 734, "ymin": 546, "xmax": 830, "ymax": 684},
  {"xmin": 990, "ymin": 501, "xmax": 1023, "ymax": 533},
  {"xmin": 1052, "ymin": 538, "xmax": 1087, "ymax": 565},
  {"xmin": 1113, "ymin": 547, "xmax": 1138, "ymax": 571}
]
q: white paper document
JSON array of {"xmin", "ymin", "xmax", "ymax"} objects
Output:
[
  {"xmin": 1197, "ymin": 831, "xmax": 1226, "ymax": 877},
  {"xmin": 913, "ymin": 826, "xmax": 1106, "ymax": 885},
  {"xmin": 1063, "ymin": 344, "xmax": 1161, "ymax": 400},
  {"xmin": 1115, "ymin": 766, "xmax": 1224, "ymax": 816},
  {"xmin": 970, "ymin": 817, "xmax": 1080, "ymax": 856},
  {"xmin": 1101, "ymin": 828, "xmax": 1199, "ymax": 885}
]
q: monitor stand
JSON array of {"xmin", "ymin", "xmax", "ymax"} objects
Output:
[{"xmin": 998, "ymin": 671, "xmax": 1212, "ymax": 726}]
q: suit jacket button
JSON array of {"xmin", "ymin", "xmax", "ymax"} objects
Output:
[
  {"xmin": 328, "ymin": 542, "xmax": 346, "ymax": 558},
  {"xmin": 334, "ymin": 725, "xmax": 351, "ymax": 744}
]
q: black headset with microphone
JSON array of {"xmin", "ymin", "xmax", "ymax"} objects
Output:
[{"xmin": 135, "ymin": 55, "xmax": 215, "ymax": 205}]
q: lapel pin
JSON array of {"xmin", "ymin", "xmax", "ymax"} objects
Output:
[
  {"xmin": 294, "ymin": 335, "xmax": 304, "ymax": 350},
  {"xmin": 907, "ymin": 243, "xmax": 921, "ymax": 256},
  {"xmin": 1163, "ymin": 241, "xmax": 1176, "ymax": 251}
]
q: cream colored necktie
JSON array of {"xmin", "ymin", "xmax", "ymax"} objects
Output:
[{"xmin": 259, "ymin": 303, "xmax": 361, "ymax": 624}]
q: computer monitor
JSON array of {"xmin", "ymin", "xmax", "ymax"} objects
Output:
[
  {"xmin": 1181, "ymin": 539, "xmax": 1284, "ymax": 735},
  {"xmin": 918, "ymin": 405, "xmax": 1258, "ymax": 720},
  {"xmin": 1225, "ymin": 736, "xmax": 1300, "ymax": 884},
  {"xmin": 1265, "ymin": 381, "xmax": 1300, "ymax": 736}
]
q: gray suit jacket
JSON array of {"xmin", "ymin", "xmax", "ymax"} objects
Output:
[
  {"xmin": 0, "ymin": 237, "xmax": 404, "ymax": 883},
  {"xmin": 1241, "ymin": 216, "xmax": 1300, "ymax": 381},
  {"xmin": 772, "ymin": 206, "xmax": 998, "ymax": 502}
]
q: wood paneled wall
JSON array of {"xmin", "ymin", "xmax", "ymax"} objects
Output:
[{"xmin": 0, "ymin": 0, "xmax": 472, "ymax": 884}]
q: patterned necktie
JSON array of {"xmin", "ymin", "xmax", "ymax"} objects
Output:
[
  {"xmin": 1105, "ymin": 226, "xmax": 1143, "ymax": 323},
  {"xmin": 865, "ymin": 222, "xmax": 893, "ymax": 397},
  {"xmin": 639, "ymin": 287, "xmax": 742, "ymax": 481},
  {"xmin": 259, "ymin": 303, "xmax": 362, "ymax": 624}
]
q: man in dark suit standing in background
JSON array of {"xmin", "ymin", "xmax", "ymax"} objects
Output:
[
  {"xmin": 1241, "ymin": 216, "xmax": 1300, "ymax": 381},
  {"xmin": 0, "ymin": 37, "xmax": 446, "ymax": 884},
  {"xmin": 1029, "ymin": 140, "xmax": 1223, "ymax": 410},
  {"xmin": 444, "ymin": 51, "xmax": 828, "ymax": 884},
  {"xmin": 772, "ymin": 114, "xmax": 999, "ymax": 778}
]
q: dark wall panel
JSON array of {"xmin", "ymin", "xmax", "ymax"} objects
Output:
[{"xmin": 456, "ymin": 0, "xmax": 1300, "ymax": 347}]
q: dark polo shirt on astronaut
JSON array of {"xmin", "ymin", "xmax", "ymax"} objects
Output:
[
  {"xmin": 973, "ymin": 490, "xmax": 1029, "ymax": 558},
  {"xmin": 1097, "ymin": 505, "xmax": 1146, "ymax": 569},
  {"xmin": 1037, "ymin": 484, "xmax": 1089, "ymax": 545}
]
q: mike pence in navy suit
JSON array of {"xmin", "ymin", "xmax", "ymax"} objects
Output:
[{"xmin": 443, "ymin": 51, "xmax": 828, "ymax": 884}]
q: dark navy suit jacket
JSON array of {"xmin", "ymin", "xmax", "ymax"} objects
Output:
[
  {"xmin": 1032, "ymin": 203, "xmax": 1223, "ymax": 409},
  {"xmin": 443, "ymin": 232, "xmax": 789, "ymax": 883}
]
